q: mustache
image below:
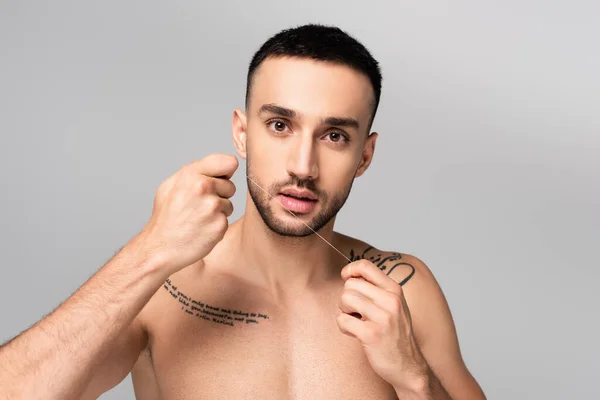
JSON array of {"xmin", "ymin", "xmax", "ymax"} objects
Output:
[{"xmin": 272, "ymin": 176, "xmax": 322, "ymax": 197}]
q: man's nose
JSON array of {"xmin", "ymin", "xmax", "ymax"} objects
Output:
[{"xmin": 286, "ymin": 134, "xmax": 319, "ymax": 180}]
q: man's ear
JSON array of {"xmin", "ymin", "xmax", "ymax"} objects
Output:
[
  {"xmin": 355, "ymin": 132, "xmax": 378, "ymax": 178},
  {"xmin": 232, "ymin": 108, "xmax": 248, "ymax": 159}
]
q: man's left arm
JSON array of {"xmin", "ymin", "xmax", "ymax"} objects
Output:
[{"xmin": 337, "ymin": 255, "xmax": 486, "ymax": 400}]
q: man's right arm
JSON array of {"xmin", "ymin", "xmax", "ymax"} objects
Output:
[
  {"xmin": 0, "ymin": 153, "xmax": 239, "ymax": 399},
  {"xmin": 0, "ymin": 236, "xmax": 167, "ymax": 399}
]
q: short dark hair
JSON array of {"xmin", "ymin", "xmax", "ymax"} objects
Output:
[{"xmin": 245, "ymin": 24, "xmax": 383, "ymax": 129}]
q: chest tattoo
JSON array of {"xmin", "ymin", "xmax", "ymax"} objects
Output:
[{"xmin": 163, "ymin": 279, "xmax": 270, "ymax": 327}]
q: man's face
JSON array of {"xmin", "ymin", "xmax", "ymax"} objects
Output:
[{"xmin": 242, "ymin": 57, "xmax": 376, "ymax": 237}]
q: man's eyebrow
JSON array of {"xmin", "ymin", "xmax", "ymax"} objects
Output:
[
  {"xmin": 258, "ymin": 103, "xmax": 296, "ymax": 118},
  {"xmin": 258, "ymin": 103, "xmax": 360, "ymax": 130},
  {"xmin": 322, "ymin": 116, "xmax": 360, "ymax": 130}
]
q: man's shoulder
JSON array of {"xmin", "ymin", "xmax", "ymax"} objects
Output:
[
  {"xmin": 339, "ymin": 234, "xmax": 431, "ymax": 287},
  {"xmin": 342, "ymin": 238, "xmax": 450, "ymax": 337}
]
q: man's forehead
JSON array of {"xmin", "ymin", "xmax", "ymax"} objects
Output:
[{"xmin": 249, "ymin": 57, "xmax": 374, "ymax": 125}]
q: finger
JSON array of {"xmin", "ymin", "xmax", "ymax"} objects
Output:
[
  {"xmin": 336, "ymin": 312, "xmax": 368, "ymax": 341},
  {"xmin": 195, "ymin": 154, "xmax": 239, "ymax": 179},
  {"xmin": 219, "ymin": 198, "xmax": 234, "ymax": 217},
  {"xmin": 346, "ymin": 277, "xmax": 408, "ymax": 319},
  {"xmin": 212, "ymin": 177, "xmax": 236, "ymax": 199},
  {"xmin": 340, "ymin": 290, "xmax": 386, "ymax": 322},
  {"xmin": 345, "ymin": 277, "xmax": 395, "ymax": 306},
  {"xmin": 341, "ymin": 260, "xmax": 400, "ymax": 295}
]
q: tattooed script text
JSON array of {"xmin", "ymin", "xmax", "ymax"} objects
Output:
[{"xmin": 163, "ymin": 279, "xmax": 269, "ymax": 327}]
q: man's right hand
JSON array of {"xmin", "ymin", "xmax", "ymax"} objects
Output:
[
  {"xmin": 138, "ymin": 153, "xmax": 239, "ymax": 273},
  {"xmin": 0, "ymin": 152, "xmax": 239, "ymax": 400}
]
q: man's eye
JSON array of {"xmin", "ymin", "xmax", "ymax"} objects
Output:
[
  {"xmin": 268, "ymin": 120, "xmax": 289, "ymax": 133},
  {"xmin": 326, "ymin": 132, "xmax": 348, "ymax": 143}
]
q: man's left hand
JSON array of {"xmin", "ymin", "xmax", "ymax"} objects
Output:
[{"xmin": 337, "ymin": 259, "xmax": 429, "ymax": 391}]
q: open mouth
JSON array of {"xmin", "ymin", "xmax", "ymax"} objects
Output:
[
  {"xmin": 277, "ymin": 191, "xmax": 319, "ymax": 214},
  {"xmin": 281, "ymin": 193, "xmax": 317, "ymax": 202}
]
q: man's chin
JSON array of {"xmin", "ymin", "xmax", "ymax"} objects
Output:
[
  {"xmin": 259, "ymin": 208, "xmax": 322, "ymax": 236},
  {"xmin": 269, "ymin": 227, "xmax": 314, "ymax": 238},
  {"xmin": 265, "ymin": 217, "xmax": 316, "ymax": 237}
]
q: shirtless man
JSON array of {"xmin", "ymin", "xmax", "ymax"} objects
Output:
[{"xmin": 0, "ymin": 24, "xmax": 486, "ymax": 399}]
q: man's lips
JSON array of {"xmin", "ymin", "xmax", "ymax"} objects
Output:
[
  {"xmin": 277, "ymin": 194, "xmax": 318, "ymax": 214},
  {"xmin": 277, "ymin": 188, "xmax": 318, "ymax": 214},
  {"xmin": 279, "ymin": 188, "xmax": 317, "ymax": 201}
]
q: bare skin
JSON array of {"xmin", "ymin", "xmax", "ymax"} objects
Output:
[
  {"xmin": 82, "ymin": 216, "xmax": 484, "ymax": 399},
  {"xmin": 0, "ymin": 56, "xmax": 486, "ymax": 399},
  {"xmin": 131, "ymin": 222, "xmax": 399, "ymax": 399}
]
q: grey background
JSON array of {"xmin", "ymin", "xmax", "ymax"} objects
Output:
[{"xmin": 1, "ymin": 1, "xmax": 598, "ymax": 399}]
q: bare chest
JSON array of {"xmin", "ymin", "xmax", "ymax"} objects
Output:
[{"xmin": 133, "ymin": 281, "xmax": 396, "ymax": 400}]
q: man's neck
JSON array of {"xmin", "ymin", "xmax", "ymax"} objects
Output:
[{"xmin": 237, "ymin": 200, "xmax": 347, "ymax": 299}]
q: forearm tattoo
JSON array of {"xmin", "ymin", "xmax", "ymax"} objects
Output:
[
  {"xmin": 163, "ymin": 279, "xmax": 269, "ymax": 327},
  {"xmin": 348, "ymin": 246, "xmax": 415, "ymax": 286}
]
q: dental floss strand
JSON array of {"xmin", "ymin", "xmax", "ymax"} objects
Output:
[{"xmin": 245, "ymin": 174, "xmax": 351, "ymax": 263}]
